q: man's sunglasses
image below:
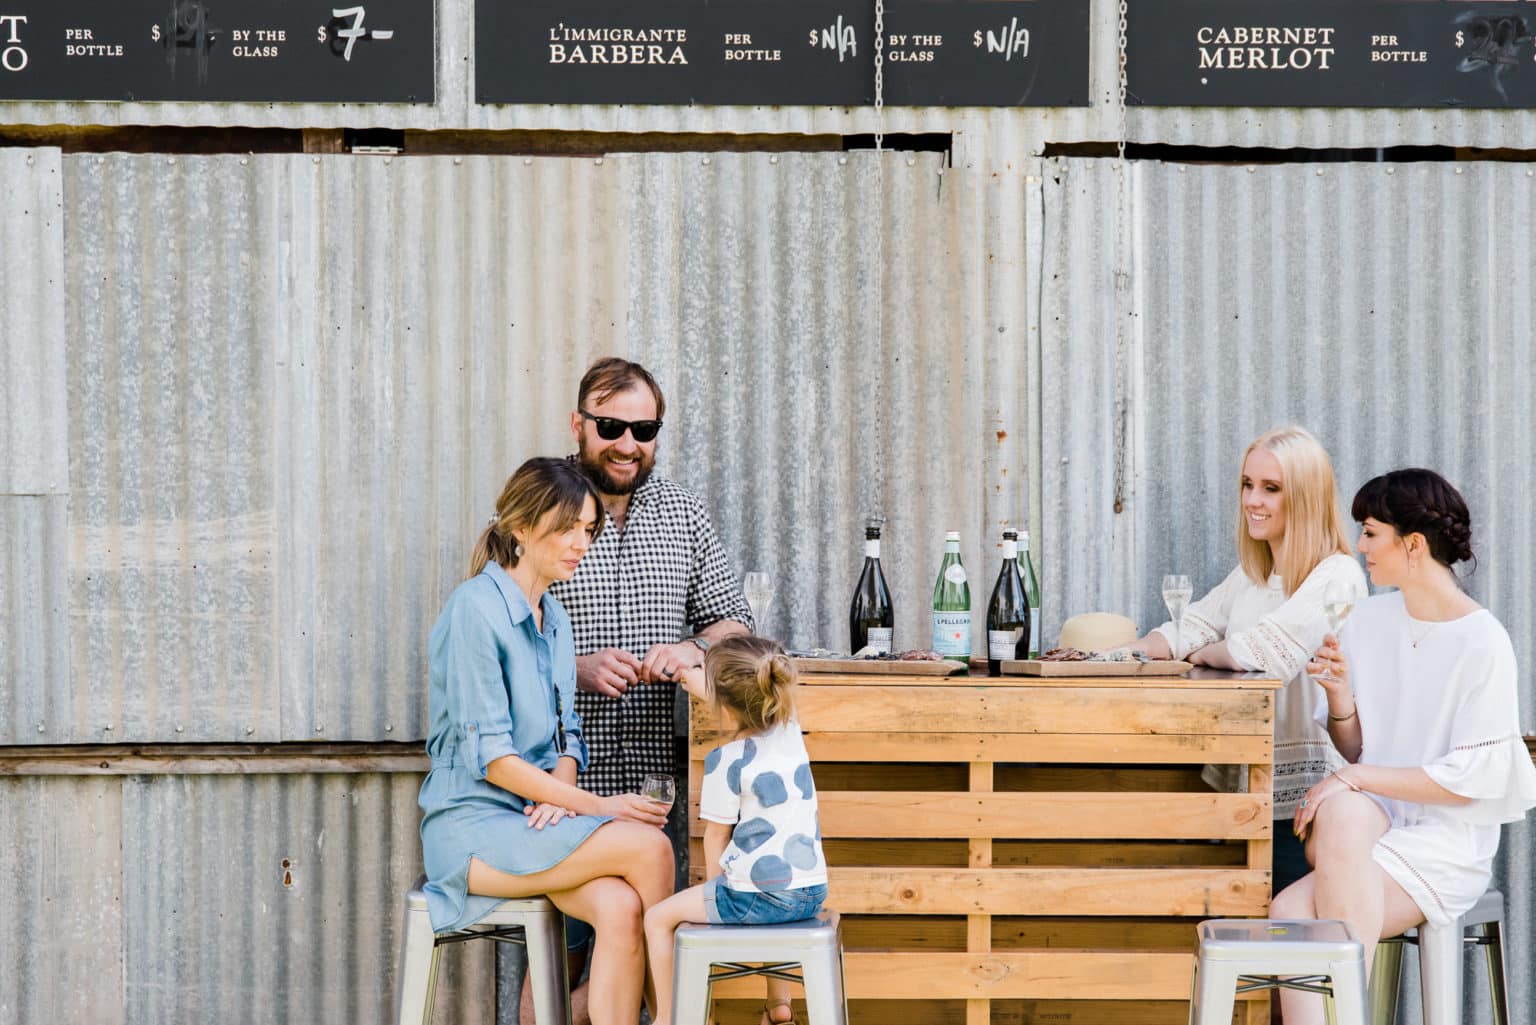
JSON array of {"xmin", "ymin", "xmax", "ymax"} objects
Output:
[{"xmin": 580, "ymin": 409, "xmax": 663, "ymax": 443}]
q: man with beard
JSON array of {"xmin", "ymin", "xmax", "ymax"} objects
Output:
[{"xmin": 521, "ymin": 357, "xmax": 752, "ymax": 1025}]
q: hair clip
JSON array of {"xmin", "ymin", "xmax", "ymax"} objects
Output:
[{"xmin": 487, "ymin": 514, "xmax": 498, "ymax": 527}]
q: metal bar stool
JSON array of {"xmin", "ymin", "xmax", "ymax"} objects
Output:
[
  {"xmin": 1369, "ymin": 889, "xmax": 1509, "ymax": 1025},
  {"xmin": 1189, "ymin": 919, "xmax": 1369, "ymax": 1025},
  {"xmin": 671, "ymin": 909, "xmax": 848, "ymax": 1025},
  {"xmin": 395, "ymin": 874, "xmax": 572, "ymax": 1025}
]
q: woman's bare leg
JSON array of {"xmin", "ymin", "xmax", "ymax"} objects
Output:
[
  {"xmin": 1271, "ymin": 795, "xmax": 1424, "ymax": 1025},
  {"xmin": 466, "ymin": 820, "xmax": 674, "ymax": 907},
  {"xmin": 467, "ymin": 821, "xmax": 675, "ymax": 1023},
  {"xmin": 643, "ymin": 883, "xmax": 710, "ymax": 1025}
]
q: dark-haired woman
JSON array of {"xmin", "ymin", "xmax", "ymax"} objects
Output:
[
  {"xmin": 419, "ymin": 457, "xmax": 675, "ymax": 1025},
  {"xmin": 1275, "ymin": 469, "xmax": 1536, "ymax": 1025}
]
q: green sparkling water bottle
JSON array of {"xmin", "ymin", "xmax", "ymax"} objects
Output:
[{"xmin": 931, "ymin": 531, "xmax": 971, "ymax": 662}]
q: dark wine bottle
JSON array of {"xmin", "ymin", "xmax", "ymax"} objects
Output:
[
  {"xmin": 986, "ymin": 530, "xmax": 1030, "ymax": 676},
  {"xmin": 849, "ymin": 522, "xmax": 894, "ymax": 655}
]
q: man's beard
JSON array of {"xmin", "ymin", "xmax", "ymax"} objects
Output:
[{"xmin": 577, "ymin": 440, "xmax": 655, "ymax": 495}]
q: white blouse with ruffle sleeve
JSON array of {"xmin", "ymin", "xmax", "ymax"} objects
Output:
[
  {"xmin": 1318, "ymin": 591, "xmax": 1536, "ymax": 926},
  {"xmin": 1152, "ymin": 553, "xmax": 1368, "ymax": 817}
]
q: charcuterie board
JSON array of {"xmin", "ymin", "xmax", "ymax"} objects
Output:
[
  {"xmin": 1002, "ymin": 659, "xmax": 1193, "ymax": 677},
  {"xmin": 793, "ymin": 657, "xmax": 967, "ymax": 676}
]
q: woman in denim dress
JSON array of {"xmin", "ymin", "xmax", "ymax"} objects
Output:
[{"xmin": 419, "ymin": 458, "xmax": 674, "ymax": 1025}]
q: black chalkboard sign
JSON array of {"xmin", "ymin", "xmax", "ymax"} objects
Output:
[
  {"xmin": 475, "ymin": 0, "xmax": 1089, "ymax": 107},
  {"xmin": 1128, "ymin": 0, "xmax": 1536, "ymax": 108},
  {"xmin": 0, "ymin": 0, "xmax": 433, "ymax": 103}
]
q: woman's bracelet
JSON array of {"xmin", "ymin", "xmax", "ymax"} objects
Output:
[
  {"xmin": 1327, "ymin": 705, "xmax": 1358, "ymax": 723},
  {"xmin": 1333, "ymin": 771, "xmax": 1362, "ymax": 793}
]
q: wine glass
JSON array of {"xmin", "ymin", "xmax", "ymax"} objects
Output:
[
  {"xmin": 743, "ymin": 571, "xmax": 774, "ymax": 626},
  {"xmin": 1315, "ymin": 579, "xmax": 1356, "ymax": 681},
  {"xmin": 1161, "ymin": 574, "xmax": 1192, "ymax": 660},
  {"xmin": 641, "ymin": 773, "xmax": 676, "ymax": 814}
]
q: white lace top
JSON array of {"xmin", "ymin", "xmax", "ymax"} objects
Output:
[{"xmin": 1152, "ymin": 552, "xmax": 1368, "ymax": 817}]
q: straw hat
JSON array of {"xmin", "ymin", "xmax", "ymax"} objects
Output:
[{"xmin": 1057, "ymin": 612, "xmax": 1137, "ymax": 652}]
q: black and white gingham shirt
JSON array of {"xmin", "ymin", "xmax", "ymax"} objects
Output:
[{"xmin": 549, "ymin": 474, "xmax": 753, "ymax": 797}]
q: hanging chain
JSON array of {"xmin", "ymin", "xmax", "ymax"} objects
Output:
[
  {"xmin": 873, "ymin": 0, "xmax": 885, "ymax": 153},
  {"xmin": 872, "ymin": 0, "xmax": 887, "ymax": 530},
  {"xmin": 1111, "ymin": 0, "xmax": 1131, "ymax": 514}
]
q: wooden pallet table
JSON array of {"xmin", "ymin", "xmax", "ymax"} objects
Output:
[{"xmin": 688, "ymin": 668, "xmax": 1282, "ymax": 1025}]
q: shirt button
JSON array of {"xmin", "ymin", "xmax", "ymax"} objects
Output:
[{"xmin": 467, "ymin": 724, "xmax": 477, "ymax": 732}]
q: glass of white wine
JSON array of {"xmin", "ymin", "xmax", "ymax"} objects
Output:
[
  {"xmin": 1162, "ymin": 574, "xmax": 1193, "ymax": 660},
  {"xmin": 743, "ymin": 571, "xmax": 774, "ymax": 627},
  {"xmin": 641, "ymin": 773, "xmax": 676, "ymax": 815},
  {"xmin": 1316, "ymin": 579, "xmax": 1355, "ymax": 681}
]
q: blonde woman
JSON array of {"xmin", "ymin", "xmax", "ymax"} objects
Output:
[{"xmin": 1130, "ymin": 426, "xmax": 1367, "ymax": 891}]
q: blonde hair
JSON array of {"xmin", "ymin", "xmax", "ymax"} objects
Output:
[
  {"xmin": 468, "ymin": 458, "xmax": 603, "ymax": 578},
  {"xmin": 703, "ymin": 635, "xmax": 799, "ymax": 736},
  {"xmin": 1235, "ymin": 426, "xmax": 1353, "ymax": 595}
]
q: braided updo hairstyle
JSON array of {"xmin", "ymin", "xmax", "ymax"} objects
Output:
[
  {"xmin": 1351, "ymin": 468, "xmax": 1476, "ymax": 571},
  {"xmin": 703, "ymin": 635, "xmax": 799, "ymax": 735}
]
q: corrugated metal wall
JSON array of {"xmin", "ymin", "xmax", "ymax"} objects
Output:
[
  {"xmin": 6, "ymin": 149, "xmax": 1020, "ymax": 750},
  {"xmin": 1040, "ymin": 156, "xmax": 1536, "ymax": 1024},
  {"xmin": 4, "ymin": 144, "xmax": 1529, "ymax": 1025}
]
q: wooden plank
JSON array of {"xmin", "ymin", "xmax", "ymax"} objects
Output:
[
  {"xmin": 990, "ymin": 916, "xmax": 1204, "ymax": 951},
  {"xmin": 993, "ymin": 839, "xmax": 1248, "ymax": 868},
  {"xmin": 706, "ymin": 950, "xmax": 1218, "ymax": 1000},
  {"xmin": 690, "ymin": 732, "xmax": 1273, "ymax": 765},
  {"xmin": 967, "ymin": 761, "xmax": 993, "ymax": 1025},
  {"xmin": 825, "ymin": 867, "xmax": 1271, "ymax": 917},
  {"xmin": 0, "ymin": 742, "xmax": 426, "ymax": 776},
  {"xmin": 712, "ymin": 998, "xmax": 1254, "ymax": 1025},
  {"xmin": 992, "ymin": 765, "xmax": 1214, "ymax": 793},
  {"xmin": 1247, "ymin": 764, "xmax": 1274, "ymax": 894},
  {"xmin": 793, "ymin": 671, "xmax": 1282, "ymax": 690},
  {"xmin": 691, "ymin": 792, "xmax": 1270, "ymax": 840},
  {"xmin": 794, "ymin": 687, "xmax": 1273, "ymax": 736}
]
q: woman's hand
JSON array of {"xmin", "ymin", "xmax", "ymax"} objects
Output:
[
  {"xmin": 1292, "ymin": 768, "xmax": 1361, "ymax": 841},
  {"xmin": 600, "ymin": 792, "xmax": 671, "ymax": 828},
  {"xmin": 523, "ymin": 802, "xmax": 577, "ymax": 830},
  {"xmin": 1307, "ymin": 635, "xmax": 1353, "ymax": 702}
]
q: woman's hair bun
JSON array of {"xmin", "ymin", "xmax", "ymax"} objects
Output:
[{"xmin": 1351, "ymin": 468, "xmax": 1475, "ymax": 571}]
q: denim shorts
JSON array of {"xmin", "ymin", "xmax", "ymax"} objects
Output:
[{"xmin": 704, "ymin": 878, "xmax": 827, "ymax": 926}]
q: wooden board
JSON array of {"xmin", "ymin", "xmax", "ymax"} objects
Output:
[
  {"xmin": 1003, "ymin": 658, "xmax": 1194, "ymax": 676},
  {"xmin": 795, "ymin": 656, "xmax": 966, "ymax": 676}
]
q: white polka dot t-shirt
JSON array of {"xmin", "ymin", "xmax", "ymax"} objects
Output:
[{"xmin": 700, "ymin": 719, "xmax": 827, "ymax": 893}]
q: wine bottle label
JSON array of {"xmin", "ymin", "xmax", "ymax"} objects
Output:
[
  {"xmin": 988, "ymin": 629, "xmax": 1023, "ymax": 661},
  {"xmin": 932, "ymin": 612, "xmax": 971, "ymax": 656},
  {"xmin": 1002, "ymin": 540, "xmax": 1018, "ymax": 560},
  {"xmin": 865, "ymin": 540, "xmax": 880, "ymax": 558},
  {"xmin": 867, "ymin": 627, "xmax": 893, "ymax": 654},
  {"xmin": 1029, "ymin": 607, "xmax": 1041, "ymax": 656},
  {"xmin": 943, "ymin": 564, "xmax": 967, "ymax": 584}
]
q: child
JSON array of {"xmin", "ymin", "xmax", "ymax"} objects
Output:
[{"xmin": 644, "ymin": 635, "xmax": 828, "ymax": 1025}]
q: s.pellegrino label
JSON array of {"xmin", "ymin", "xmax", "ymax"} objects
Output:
[{"xmin": 931, "ymin": 531, "xmax": 971, "ymax": 660}]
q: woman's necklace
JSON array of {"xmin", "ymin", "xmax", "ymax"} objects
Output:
[{"xmin": 1408, "ymin": 620, "xmax": 1439, "ymax": 648}]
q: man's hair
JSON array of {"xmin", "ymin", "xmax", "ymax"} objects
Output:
[{"xmin": 577, "ymin": 357, "xmax": 667, "ymax": 419}]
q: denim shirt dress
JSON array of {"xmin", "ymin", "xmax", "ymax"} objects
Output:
[{"xmin": 418, "ymin": 562, "xmax": 612, "ymax": 932}]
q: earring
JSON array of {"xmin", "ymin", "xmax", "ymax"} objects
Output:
[{"xmin": 514, "ymin": 543, "xmax": 524, "ymax": 558}]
